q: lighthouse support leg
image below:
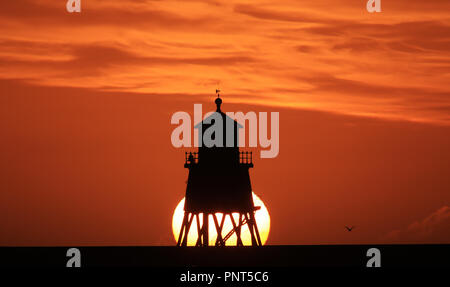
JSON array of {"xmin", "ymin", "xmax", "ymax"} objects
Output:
[
  {"xmin": 245, "ymin": 212, "xmax": 261, "ymax": 246},
  {"xmin": 219, "ymin": 214, "xmax": 226, "ymax": 245},
  {"xmin": 180, "ymin": 213, "xmax": 194, "ymax": 246},
  {"xmin": 237, "ymin": 214, "xmax": 244, "ymax": 246},
  {"xmin": 195, "ymin": 213, "xmax": 203, "ymax": 246},
  {"xmin": 250, "ymin": 212, "xmax": 262, "ymax": 246},
  {"xmin": 230, "ymin": 213, "xmax": 244, "ymax": 246},
  {"xmin": 212, "ymin": 214, "xmax": 225, "ymax": 246},
  {"xmin": 202, "ymin": 213, "xmax": 209, "ymax": 246},
  {"xmin": 177, "ymin": 212, "xmax": 188, "ymax": 246}
]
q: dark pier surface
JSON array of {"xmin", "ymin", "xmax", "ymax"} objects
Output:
[{"xmin": 1, "ymin": 245, "xmax": 449, "ymax": 268}]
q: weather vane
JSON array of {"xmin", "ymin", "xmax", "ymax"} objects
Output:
[{"xmin": 215, "ymin": 89, "xmax": 221, "ymax": 97}]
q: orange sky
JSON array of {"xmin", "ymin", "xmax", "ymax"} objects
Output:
[{"xmin": 0, "ymin": 0, "xmax": 449, "ymax": 245}]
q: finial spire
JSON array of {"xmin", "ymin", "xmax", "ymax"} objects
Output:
[{"xmin": 215, "ymin": 89, "xmax": 222, "ymax": 112}]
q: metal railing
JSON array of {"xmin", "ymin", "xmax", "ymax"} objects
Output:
[
  {"xmin": 184, "ymin": 151, "xmax": 253, "ymax": 166},
  {"xmin": 185, "ymin": 152, "xmax": 199, "ymax": 165},
  {"xmin": 239, "ymin": 151, "xmax": 253, "ymax": 165}
]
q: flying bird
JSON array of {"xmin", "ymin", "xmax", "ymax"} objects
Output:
[{"xmin": 345, "ymin": 226, "xmax": 355, "ymax": 232}]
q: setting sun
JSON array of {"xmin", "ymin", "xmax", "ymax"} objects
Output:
[{"xmin": 172, "ymin": 192, "xmax": 270, "ymax": 246}]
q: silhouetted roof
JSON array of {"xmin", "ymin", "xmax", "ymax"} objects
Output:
[
  {"xmin": 194, "ymin": 96, "xmax": 243, "ymax": 129},
  {"xmin": 194, "ymin": 111, "xmax": 243, "ymax": 129}
]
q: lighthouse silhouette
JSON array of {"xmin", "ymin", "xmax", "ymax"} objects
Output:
[{"xmin": 177, "ymin": 91, "xmax": 262, "ymax": 247}]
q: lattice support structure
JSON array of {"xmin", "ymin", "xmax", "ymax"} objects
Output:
[{"xmin": 176, "ymin": 211, "xmax": 262, "ymax": 247}]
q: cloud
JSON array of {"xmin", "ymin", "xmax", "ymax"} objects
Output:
[
  {"xmin": 295, "ymin": 45, "xmax": 316, "ymax": 53},
  {"xmin": 384, "ymin": 206, "xmax": 450, "ymax": 243},
  {"xmin": 234, "ymin": 4, "xmax": 321, "ymax": 23},
  {"xmin": 304, "ymin": 20, "xmax": 450, "ymax": 53},
  {"xmin": 0, "ymin": 0, "xmax": 212, "ymax": 30},
  {"xmin": 66, "ymin": 45, "xmax": 256, "ymax": 71},
  {"xmin": 1, "ymin": 0, "xmax": 450, "ymax": 125},
  {"xmin": 0, "ymin": 41, "xmax": 256, "ymax": 80}
]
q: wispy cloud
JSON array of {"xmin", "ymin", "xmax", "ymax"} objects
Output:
[
  {"xmin": 384, "ymin": 206, "xmax": 450, "ymax": 243},
  {"xmin": 0, "ymin": 0, "xmax": 449, "ymax": 124}
]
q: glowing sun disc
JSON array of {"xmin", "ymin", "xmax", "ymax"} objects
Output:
[{"xmin": 172, "ymin": 192, "xmax": 270, "ymax": 246}]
